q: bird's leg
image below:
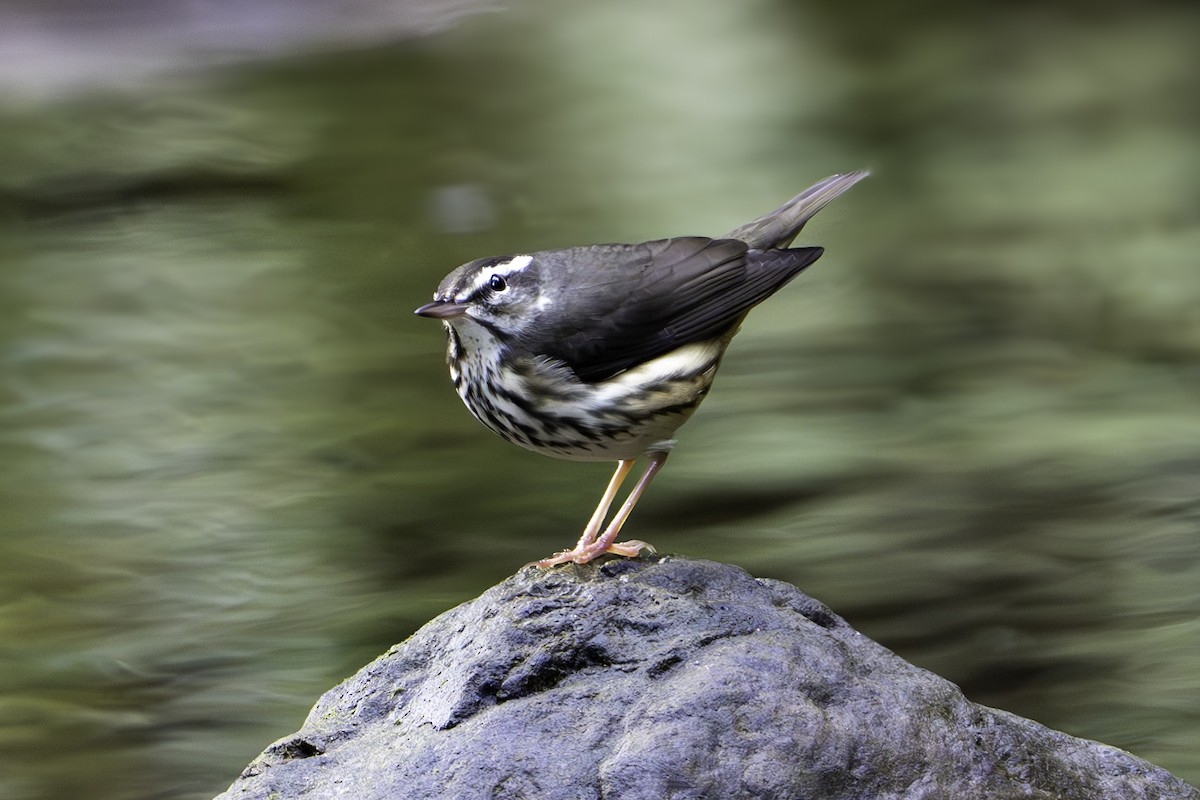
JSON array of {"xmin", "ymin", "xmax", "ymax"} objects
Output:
[
  {"xmin": 575, "ymin": 459, "xmax": 635, "ymax": 551},
  {"xmin": 531, "ymin": 459, "xmax": 634, "ymax": 567},
  {"xmin": 532, "ymin": 452, "xmax": 668, "ymax": 567},
  {"xmin": 589, "ymin": 451, "xmax": 668, "ymax": 559}
]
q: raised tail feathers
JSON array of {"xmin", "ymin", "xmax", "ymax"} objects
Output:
[{"xmin": 725, "ymin": 170, "xmax": 869, "ymax": 250}]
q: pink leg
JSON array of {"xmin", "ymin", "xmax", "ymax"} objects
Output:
[
  {"xmin": 574, "ymin": 459, "xmax": 635, "ymax": 551},
  {"xmin": 532, "ymin": 452, "xmax": 668, "ymax": 567},
  {"xmin": 530, "ymin": 460, "xmax": 634, "ymax": 567},
  {"xmin": 589, "ymin": 451, "xmax": 668, "ymax": 558}
]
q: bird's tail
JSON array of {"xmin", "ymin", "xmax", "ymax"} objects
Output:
[{"xmin": 725, "ymin": 170, "xmax": 869, "ymax": 250}]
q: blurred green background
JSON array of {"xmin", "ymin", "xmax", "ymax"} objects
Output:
[{"xmin": 1, "ymin": 1, "xmax": 1197, "ymax": 798}]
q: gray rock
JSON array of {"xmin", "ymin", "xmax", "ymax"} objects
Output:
[{"xmin": 216, "ymin": 556, "xmax": 1199, "ymax": 800}]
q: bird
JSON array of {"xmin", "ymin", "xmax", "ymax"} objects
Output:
[{"xmin": 415, "ymin": 171, "xmax": 868, "ymax": 566}]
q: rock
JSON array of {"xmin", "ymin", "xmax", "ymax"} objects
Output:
[{"xmin": 215, "ymin": 556, "xmax": 1199, "ymax": 800}]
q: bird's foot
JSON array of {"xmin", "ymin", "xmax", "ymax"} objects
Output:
[
  {"xmin": 605, "ymin": 539, "xmax": 654, "ymax": 557},
  {"xmin": 528, "ymin": 539, "xmax": 656, "ymax": 568}
]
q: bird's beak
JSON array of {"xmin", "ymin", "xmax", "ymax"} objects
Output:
[{"xmin": 415, "ymin": 300, "xmax": 469, "ymax": 319}]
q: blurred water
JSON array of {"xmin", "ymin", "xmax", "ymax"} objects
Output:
[{"xmin": 0, "ymin": 2, "xmax": 1198, "ymax": 798}]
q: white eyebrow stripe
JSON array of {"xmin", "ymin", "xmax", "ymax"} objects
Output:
[
  {"xmin": 463, "ymin": 254, "xmax": 534, "ymax": 298},
  {"xmin": 489, "ymin": 254, "xmax": 533, "ymax": 277}
]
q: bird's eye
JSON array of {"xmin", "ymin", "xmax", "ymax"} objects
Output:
[{"xmin": 488, "ymin": 274, "xmax": 508, "ymax": 292}]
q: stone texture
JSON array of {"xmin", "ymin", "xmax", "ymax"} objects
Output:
[{"xmin": 216, "ymin": 556, "xmax": 1199, "ymax": 800}]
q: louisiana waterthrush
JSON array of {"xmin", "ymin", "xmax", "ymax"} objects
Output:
[{"xmin": 416, "ymin": 171, "xmax": 867, "ymax": 566}]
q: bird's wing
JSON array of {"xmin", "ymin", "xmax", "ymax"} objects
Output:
[{"xmin": 528, "ymin": 237, "xmax": 822, "ymax": 383}]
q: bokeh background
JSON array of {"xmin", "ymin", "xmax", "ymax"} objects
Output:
[{"xmin": 1, "ymin": 1, "xmax": 1197, "ymax": 798}]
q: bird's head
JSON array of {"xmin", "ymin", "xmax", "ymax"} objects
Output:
[{"xmin": 415, "ymin": 253, "xmax": 545, "ymax": 339}]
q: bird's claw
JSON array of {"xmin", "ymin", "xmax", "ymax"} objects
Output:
[
  {"xmin": 527, "ymin": 539, "xmax": 656, "ymax": 568},
  {"xmin": 604, "ymin": 539, "xmax": 654, "ymax": 557}
]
